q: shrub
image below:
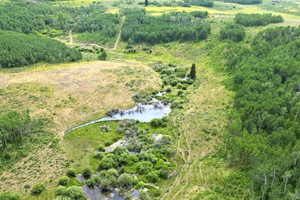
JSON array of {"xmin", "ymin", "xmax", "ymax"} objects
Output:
[
  {"xmin": 98, "ymin": 51, "xmax": 107, "ymax": 60},
  {"xmin": 146, "ymin": 171, "xmax": 159, "ymax": 182},
  {"xmin": 82, "ymin": 168, "xmax": 92, "ymax": 178},
  {"xmin": 107, "ymin": 169, "xmax": 119, "ymax": 177},
  {"xmin": 98, "ymin": 145, "xmax": 105, "ymax": 152},
  {"xmin": 118, "ymin": 173, "xmax": 133, "ymax": 189},
  {"xmin": 159, "ymin": 169, "xmax": 169, "ymax": 179},
  {"xmin": 166, "ymin": 87, "xmax": 172, "ymax": 93},
  {"xmin": 94, "ymin": 152, "xmax": 104, "ymax": 159},
  {"xmin": 86, "ymin": 175, "xmax": 101, "ymax": 187},
  {"xmin": 100, "ymin": 125, "xmax": 111, "ymax": 132},
  {"xmin": 104, "ymin": 140, "xmax": 113, "ymax": 147},
  {"xmin": 177, "ymin": 90, "xmax": 183, "ymax": 96},
  {"xmin": 99, "ymin": 156, "xmax": 118, "ymax": 170},
  {"xmin": 56, "ymin": 186, "xmax": 85, "ymax": 199},
  {"xmin": 0, "ymin": 192, "xmax": 21, "ymax": 200},
  {"xmin": 66, "ymin": 168, "xmax": 76, "ymax": 177},
  {"xmin": 31, "ymin": 183, "xmax": 45, "ymax": 195},
  {"xmin": 56, "ymin": 186, "xmax": 68, "ymax": 196},
  {"xmin": 137, "ymin": 161, "xmax": 153, "ymax": 174},
  {"xmin": 150, "ymin": 118, "xmax": 163, "ymax": 127},
  {"xmin": 58, "ymin": 176, "xmax": 69, "ymax": 186}
]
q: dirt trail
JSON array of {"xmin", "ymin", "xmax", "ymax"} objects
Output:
[
  {"xmin": 160, "ymin": 59, "xmax": 232, "ymax": 200},
  {"xmin": 114, "ymin": 16, "xmax": 126, "ymax": 49}
]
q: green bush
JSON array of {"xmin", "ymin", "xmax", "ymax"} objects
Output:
[
  {"xmin": 0, "ymin": 192, "xmax": 20, "ymax": 200},
  {"xmin": 82, "ymin": 168, "xmax": 92, "ymax": 178},
  {"xmin": 118, "ymin": 173, "xmax": 133, "ymax": 189},
  {"xmin": 150, "ymin": 118, "xmax": 163, "ymax": 127},
  {"xmin": 104, "ymin": 140, "xmax": 113, "ymax": 147},
  {"xmin": 98, "ymin": 145, "xmax": 105, "ymax": 152},
  {"xmin": 55, "ymin": 186, "xmax": 85, "ymax": 199},
  {"xmin": 58, "ymin": 176, "xmax": 69, "ymax": 186},
  {"xmin": 146, "ymin": 171, "xmax": 159, "ymax": 183},
  {"xmin": 66, "ymin": 169, "xmax": 76, "ymax": 177},
  {"xmin": 31, "ymin": 183, "xmax": 45, "ymax": 195},
  {"xmin": 137, "ymin": 161, "xmax": 153, "ymax": 175}
]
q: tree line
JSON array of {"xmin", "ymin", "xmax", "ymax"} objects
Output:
[
  {"xmin": 0, "ymin": 31, "xmax": 81, "ymax": 68},
  {"xmin": 223, "ymin": 0, "xmax": 262, "ymax": 4},
  {"xmin": 235, "ymin": 13, "xmax": 284, "ymax": 27},
  {"xmin": 121, "ymin": 9, "xmax": 211, "ymax": 45},
  {"xmin": 183, "ymin": 0, "xmax": 214, "ymax": 7},
  {"xmin": 224, "ymin": 26, "xmax": 300, "ymax": 199}
]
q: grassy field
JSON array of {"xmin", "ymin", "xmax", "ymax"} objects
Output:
[{"xmin": 0, "ymin": 60, "xmax": 161, "ymax": 136}]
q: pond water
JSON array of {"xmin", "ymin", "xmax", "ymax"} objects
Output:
[
  {"xmin": 82, "ymin": 185, "xmax": 126, "ymax": 200},
  {"xmin": 71, "ymin": 97, "xmax": 171, "ymax": 199},
  {"xmin": 68, "ymin": 98, "xmax": 171, "ymax": 132}
]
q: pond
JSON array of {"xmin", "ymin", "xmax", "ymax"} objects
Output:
[{"xmin": 68, "ymin": 97, "xmax": 171, "ymax": 132}]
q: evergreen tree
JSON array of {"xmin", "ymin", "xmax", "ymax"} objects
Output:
[
  {"xmin": 189, "ymin": 64, "xmax": 196, "ymax": 79},
  {"xmin": 145, "ymin": 0, "xmax": 148, "ymax": 6}
]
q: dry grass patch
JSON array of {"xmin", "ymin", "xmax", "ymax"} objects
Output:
[{"xmin": 0, "ymin": 60, "xmax": 161, "ymax": 136}]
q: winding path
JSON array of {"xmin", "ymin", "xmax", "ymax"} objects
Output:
[{"xmin": 114, "ymin": 16, "xmax": 126, "ymax": 49}]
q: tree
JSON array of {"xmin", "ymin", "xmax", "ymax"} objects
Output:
[
  {"xmin": 189, "ymin": 64, "xmax": 196, "ymax": 79},
  {"xmin": 145, "ymin": 0, "xmax": 148, "ymax": 6}
]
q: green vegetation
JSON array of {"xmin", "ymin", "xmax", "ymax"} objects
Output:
[
  {"xmin": 0, "ymin": 0, "xmax": 119, "ymax": 44},
  {"xmin": 31, "ymin": 183, "xmax": 45, "ymax": 195},
  {"xmin": 235, "ymin": 13, "xmax": 283, "ymax": 26},
  {"xmin": 0, "ymin": 31, "xmax": 81, "ymax": 68},
  {"xmin": 55, "ymin": 186, "xmax": 85, "ymax": 200},
  {"xmin": 225, "ymin": 26, "xmax": 300, "ymax": 199},
  {"xmin": 183, "ymin": 0, "xmax": 214, "ymax": 7},
  {"xmin": 122, "ymin": 9, "xmax": 211, "ymax": 45},
  {"xmin": 0, "ymin": 192, "xmax": 20, "ymax": 200},
  {"xmin": 0, "ymin": 110, "xmax": 31, "ymax": 151},
  {"xmin": 220, "ymin": 23, "xmax": 245, "ymax": 42},
  {"xmin": 223, "ymin": 0, "xmax": 262, "ymax": 5}
]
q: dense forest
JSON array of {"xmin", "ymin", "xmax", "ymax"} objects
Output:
[
  {"xmin": 220, "ymin": 23, "xmax": 245, "ymax": 42},
  {"xmin": 235, "ymin": 13, "xmax": 284, "ymax": 26},
  {"xmin": 0, "ymin": 1, "xmax": 120, "ymax": 44},
  {"xmin": 0, "ymin": 31, "xmax": 81, "ymax": 68},
  {"xmin": 183, "ymin": 0, "xmax": 214, "ymax": 7},
  {"xmin": 121, "ymin": 10, "xmax": 211, "ymax": 45},
  {"xmin": 223, "ymin": 0, "xmax": 262, "ymax": 5},
  {"xmin": 225, "ymin": 26, "xmax": 300, "ymax": 199}
]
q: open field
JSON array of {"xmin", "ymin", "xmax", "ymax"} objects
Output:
[{"xmin": 0, "ymin": 61, "xmax": 161, "ymax": 136}]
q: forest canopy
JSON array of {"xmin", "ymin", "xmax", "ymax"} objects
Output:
[
  {"xmin": 220, "ymin": 23, "xmax": 245, "ymax": 42},
  {"xmin": 235, "ymin": 13, "xmax": 284, "ymax": 27},
  {"xmin": 121, "ymin": 10, "xmax": 211, "ymax": 45},
  {"xmin": 222, "ymin": 0, "xmax": 262, "ymax": 4},
  {"xmin": 0, "ymin": 1, "xmax": 119, "ymax": 44},
  {"xmin": 0, "ymin": 31, "xmax": 81, "ymax": 68},
  {"xmin": 225, "ymin": 26, "xmax": 300, "ymax": 199}
]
